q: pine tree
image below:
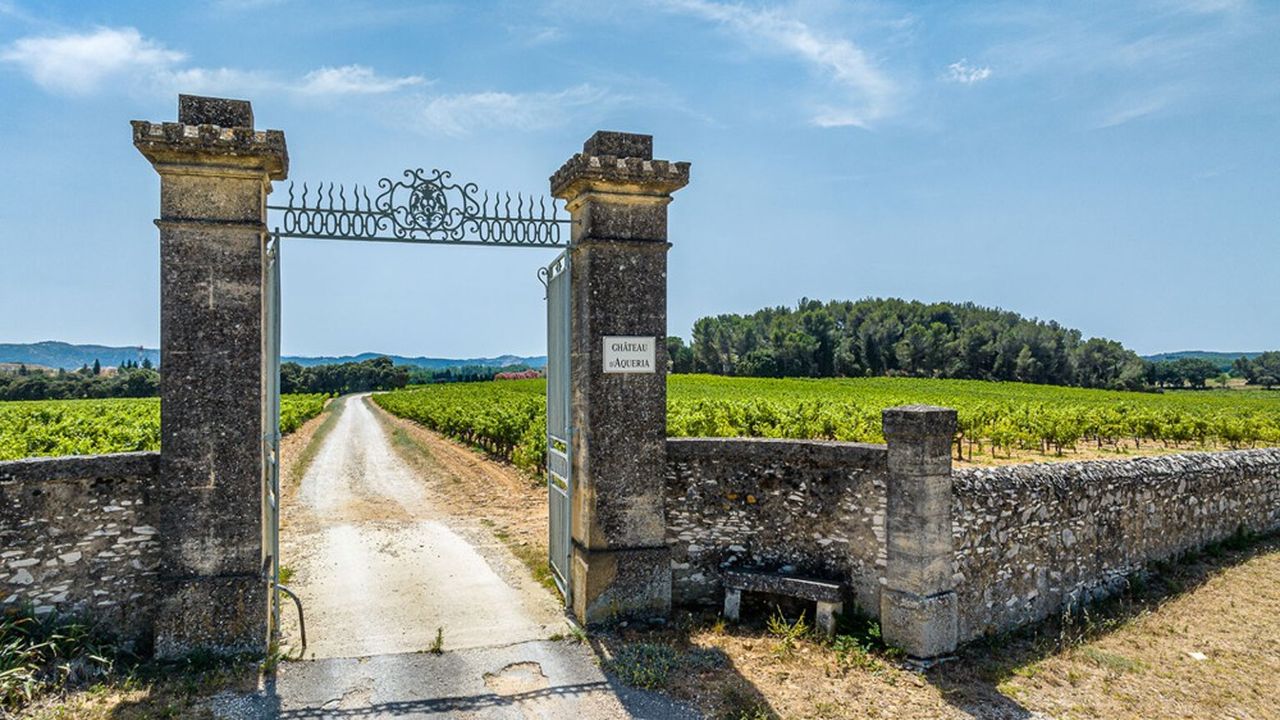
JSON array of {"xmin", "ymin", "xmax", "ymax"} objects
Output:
[{"xmin": 92, "ymin": 359, "xmax": 101, "ymax": 376}]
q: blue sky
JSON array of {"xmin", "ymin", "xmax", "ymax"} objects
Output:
[{"xmin": 1, "ymin": 0, "xmax": 1276, "ymax": 357}]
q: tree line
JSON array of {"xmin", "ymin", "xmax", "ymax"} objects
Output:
[
  {"xmin": 0, "ymin": 361, "xmax": 159, "ymax": 400},
  {"xmin": 1, "ymin": 354, "xmax": 547, "ymax": 402},
  {"xmin": 406, "ymin": 364, "xmax": 540, "ymax": 384},
  {"xmin": 665, "ymin": 298, "xmax": 1273, "ymax": 391},
  {"xmin": 1234, "ymin": 352, "xmax": 1280, "ymax": 389},
  {"xmin": 280, "ymin": 356, "xmax": 409, "ymax": 394}
]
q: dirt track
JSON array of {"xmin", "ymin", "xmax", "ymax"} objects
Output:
[{"xmin": 278, "ymin": 393, "xmax": 564, "ymax": 660}]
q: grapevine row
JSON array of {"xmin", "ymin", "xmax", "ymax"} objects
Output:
[
  {"xmin": 0, "ymin": 394, "xmax": 330, "ymax": 461},
  {"xmin": 373, "ymin": 376, "xmax": 1280, "ymax": 473}
]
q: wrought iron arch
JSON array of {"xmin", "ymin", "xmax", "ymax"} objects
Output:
[{"xmin": 267, "ymin": 168, "xmax": 570, "ymax": 247}]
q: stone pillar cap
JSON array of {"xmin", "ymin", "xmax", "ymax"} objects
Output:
[
  {"xmin": 551, "ymin": 130, "xmax": 689, "ymax": 200},
  {"xmin": 133, "ymin": 95, "xmax": 288, "ymax": 179},
  {"xmin": 179, "ymin": 94, "xmax": 253, "ymax": 128},
  {"xmin": 882, "ymin": 405, "xmax": 958, "ymax": 438},
  {"xmin": 583, "ymin": 131, "xmax": 652, "ymax": 159}
]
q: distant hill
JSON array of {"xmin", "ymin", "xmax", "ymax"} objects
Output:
[
  {"xmin": 0, "ymin": 341, "xmax": 157, "ymax": 370},
  {"xmin": 0, "ymin": 341, "xmax": 546, "ymax": 371},
  {"xmin": 281, "ymin": 353, "xmax": 547, "ymax": 369},
  {"xmin": 0, "ymin": 362, "xmax": 54, "ymax": 374},
  {"xmin": 1142, "ymin": 350, "xmax": 1262, "ymax": 372}
]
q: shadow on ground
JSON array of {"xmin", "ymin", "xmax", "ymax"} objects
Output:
[
  {"xmin": 925, "ymin": 531, "xmax": 1280, "ymax": 719},
  {"xmin": 588, "ymin": 626, "xmax": 777, "ymax": 720},
  {"xmin": 94, "ymin": 532, "xmax": 1280, "ymax": 719}
]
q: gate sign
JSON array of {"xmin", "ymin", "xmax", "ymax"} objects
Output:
[{"xmin": 603, "ymin": 336, "xmax": 656, "ymax": 374}]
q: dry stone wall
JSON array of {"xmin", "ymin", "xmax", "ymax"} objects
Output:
[
  {"xmin": 952, "ymin": 449, "xmax": 1280, "ymax": 641},
  {"xmin": 0, "ymin": 452, "xmax": 161, "ymax": 650},
  {"xmin": 664, "ymin": 438, "xmax": 889, "ymax": 614}
]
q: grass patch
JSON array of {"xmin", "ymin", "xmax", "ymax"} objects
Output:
[
  {"xmin": 285, "ymin": 395, "xmax": 344, "ymax": 488},
  {"xmin": 489, "ymin": 525, "xmax": 558, "ymax": 594},
  {"xmin": 1, "ymin": 608, "xmax": 123, "ymax": 711},
  {"xmin": 1077, "ymin": 647, "xmax": 1146, "ymax": 675},
  {"xmin": 2, "ymin": 608, "xmax": 259, "ymax": 718},
  {"xmin": 604, "ymin": 642, "xmax": 681, "ymax": 690}
]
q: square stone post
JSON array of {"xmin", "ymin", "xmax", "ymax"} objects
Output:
[
  {"xmin": 550, "ymin": 132, "xmax": 690, "ymax": 624},
  {"xmin": 133, "ymin": 95, "xmax": 287, "ymax": 657},
  {"xmin": 880, "ymin": 405, "xmax": 959, "ymax": 662}
]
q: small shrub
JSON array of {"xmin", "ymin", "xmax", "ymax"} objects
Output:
[
  {"xmin": 831, "ymin": 634, "xmax": 881, "ymax": 672},
  {"xmin": 766, "ymin": 608, "xmax": 809, "ymax": 660},
  {"xmin": 429, "ymin": 627, "xmax": 444, "ymax": 654}
]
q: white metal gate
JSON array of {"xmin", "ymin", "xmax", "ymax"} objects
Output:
[
  {"xmin": 544, "ymin": 250, "xmax": 573, "ymax": 604},
  {"xmin": 263, "ymin": 233, "xmax": 283, "ymax": 638}
]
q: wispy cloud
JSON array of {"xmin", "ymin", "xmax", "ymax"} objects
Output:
[
  {"xmin": 415, "ymin": 84, "xmax": 612, "ymax": 136},
  {"xmin": 0, "ymin": 27, "xmax": 184, "ymax": 95},
  {"xmin": 973, "ymin": 2, "xmax": 1275, "ymax": 127},
  {"xmin": 656, "ymin": 0, "xmax": 896, "ymax": 129},
  {"xmin": 212, "ymin": 0, "xmax": 289, "ymax": 9},
  {"xmin": 522, "ymin": 25, "xmax": 566, "ymax": 46},
  {"xmin": 1094, "ymin": 85, "xmax": 1187, "ymax": 128},
  {"xmin": 297, "ymin": 65, "xmax": 425, "ymax": 95},
  {"xmin": 0, "ymin": 0, "xmax": 39, "ymax": 23},
  {"xmin": 0, "ymin": 26, "xmax": 423, "ymax": 99},
  {"xmin": 1161, "ymin": 0, "xmax": 1247, "ymax": 15},
  {"xmin": 944, "ymin": 59, "xmax": 991, "ymax": 84}
]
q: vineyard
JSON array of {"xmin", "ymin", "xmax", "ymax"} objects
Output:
[
  {"xmin": 6, "ymin": 380, "xmax": 1278, "ymax": 467},
  {"xmin": 373, "ymin": 376, "xmax": 1280, "ymax": 473},
  {"xmin": 0, "ymin": 394, "xmax": 329, "ymax": 461}
]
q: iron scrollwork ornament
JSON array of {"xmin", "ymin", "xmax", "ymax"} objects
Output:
[{"xmin": 269, "ymin": 168, "xmax": 568, "ymax": 247}]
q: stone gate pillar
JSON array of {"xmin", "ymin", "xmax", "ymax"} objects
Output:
[
  {"xmin": 550, "ymin": 132, "xmax": 690, "ymax": 624},
  {"xmin": 880, "ymin": 405, "xmax": 959, "ymax": 662},
  {"xmin": 133, "ymin": 95, "xmax": 287, "ymax": 656}
]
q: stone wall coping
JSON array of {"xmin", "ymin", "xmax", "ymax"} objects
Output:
[
  {"xmin": 667, "ymin": 436, "xmax": 887, "ymax": 469},
  {"xmin": 131, "ymin": 120, "xmax": 288, "ymax": 179},
  {"xmin": 883, "ymin": 405, "xmax": 958, "ymax": 439},
  {"xmin": 953, "ymin": 447, "xmax": 1280, "ymax": 492},
  {"xmin": 0, "ymin": 452, "xmax": 160, "ymax": 483}
]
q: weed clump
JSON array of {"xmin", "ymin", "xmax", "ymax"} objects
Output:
[
  {"xmin": 766, "ymin": 608, "xmax": 809, "ymax": 660},
  {"xmin": 604, "ymin": 642, "xmax": 681, "ymax": 689},
  {"xmin": 0, "ymin": 608, "xmax": 125, "ymax": 711}
]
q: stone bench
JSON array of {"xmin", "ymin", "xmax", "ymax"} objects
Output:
[{"xmin": 722, "ymin": 570, "xmax": 844, "ymax": 638}]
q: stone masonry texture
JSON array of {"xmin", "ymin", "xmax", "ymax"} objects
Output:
[
  {"xmin": 551, "ymin": 131, "xmax": 688, "ymax": 624},
  {"xmin": 664, "ymin": 438, "xmax": 889, "ymax": 615},
  {"xmin": 134, "ymin": 96, "xmax": 284, "ymax": 656},
  {"xmin": 178, "ymin": 94, "xmax": 254, "ymax": 127},
  {"xmin": 951, "ymin": 448, "xmax": 1280, "ymax": 641},
  {"xmin": 0, "ymin": 453, "xmax": 162, "ymax": 652}
]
